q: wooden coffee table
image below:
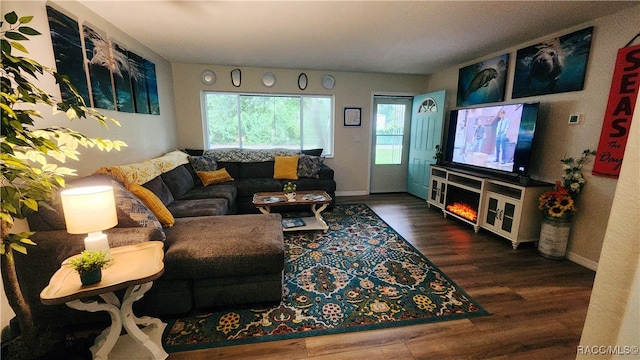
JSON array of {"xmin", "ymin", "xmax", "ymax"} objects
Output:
[{"xmin": 253, "ymin": 190, "xmax": 332, "ymax": 232}]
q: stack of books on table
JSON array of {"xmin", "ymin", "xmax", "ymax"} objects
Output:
[
  {"xmin": 282, "ymin": 218, "xmax": 306, "ymax": 229},
  {"xmin": 301, "ymin": 194, "xmax": 326, "ymax": 201}
]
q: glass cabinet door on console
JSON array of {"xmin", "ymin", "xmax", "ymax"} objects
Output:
[
  {"xmin": 483, "ymin": 193, "xmax": 520, "ymax": 240},
  {"xmin": 427, "ymin": 167, "xmax": 447, "ymax": 209},
  {"xmin": 429, "ymin": 178, "xmax": 446, "ymax": 208}
]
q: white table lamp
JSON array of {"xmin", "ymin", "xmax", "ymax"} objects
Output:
[{"xmin": 61, "ymin": 186, "xmax": 118, "ymax": 252}]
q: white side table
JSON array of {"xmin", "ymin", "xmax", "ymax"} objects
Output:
[{"xmin": 40, "ymin": 242, "xmax": 168, "ymax": 360}]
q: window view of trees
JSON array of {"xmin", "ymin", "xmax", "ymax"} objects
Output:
[
  {"xmin": 375, "ymin": 103, "xmax": 407, "ymax": 164},
  {"xmin": 203, "ymin": 93, "xmax": 333, "ymax": 156}
]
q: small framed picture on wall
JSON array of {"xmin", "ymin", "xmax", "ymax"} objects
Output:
[{"xmin": 344, "ymin": 107, "xmax": 361, "ymax": 126}]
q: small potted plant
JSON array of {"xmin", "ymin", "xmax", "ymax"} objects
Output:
[
  {"xmin": 68, "ymin": 250, "xmax": 112, "ymax": 285},
  {"xmin": 283, "ymin": 181, "xmax": 297, "ymax": 202},
  {"xmin": 433, "ymin": 145, "xmax": 445, "ymax": 164}
]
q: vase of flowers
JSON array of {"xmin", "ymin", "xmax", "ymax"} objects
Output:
[
  {"xmin": 283, "ymin": 181, "xmax": 297, "ymax": 202},
  {"xmin": 537, "ymin": 149, "xmax": 595, "ymax": 260}
]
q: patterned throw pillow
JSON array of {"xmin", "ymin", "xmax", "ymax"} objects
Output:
[
  {"xmin": 110, "ymin": 179, "xmax": 166, "ymax": 241},
  {"xmin": 188, "ymin": 155, "xmax": 218, "ymax": 172},
  {"xmin": 297, "ymin": 154, "xmax": 324, "ymax": 178}
]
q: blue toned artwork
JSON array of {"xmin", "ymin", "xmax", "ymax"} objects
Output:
[
  {"xmin": 128, "ymin": 51, "xmax": 150, "ymax": 114},
  {"xmin": 512, "ymin": 27, "xmax": 593, "ymax": 99},
  {"xmin": 82, "ymin": 24, "xmax": 115, "ymax": 110},
  {"xmin": 46, "ymin": 6, "xmax": 90, "ymax": 105},
  {"xmin": 457, "ymin": 54, "xmax": 509, "ymax": 107},
  {"xmin": 144, "ymin": 59, "xmax": 160, "ymax": 115},
  {"xmin": 112, "ymin": 43, "xmax": 134, "ymax": 113}
]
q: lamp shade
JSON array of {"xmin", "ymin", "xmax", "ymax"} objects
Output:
[{"xmin": 60, "ymin": 186, "xmax": 118, "ymax": 234}]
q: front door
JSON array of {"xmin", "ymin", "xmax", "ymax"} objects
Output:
[
  {"xmin": 406, "ymin": 90, "xmax": 446, "ymax": 199},
  {"xmin": 370, "ymin": 96, "xmax": 413, "ymax": 193}
]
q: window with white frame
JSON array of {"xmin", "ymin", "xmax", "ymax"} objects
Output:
[{"xmin": 202, "ymin": 92, "xmax": 334, "ymax": 156}]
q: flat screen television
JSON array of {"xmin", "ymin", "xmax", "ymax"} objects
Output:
[{"xmin": 444, "ymin": 102, "xmax": 540, "ymax": 176}]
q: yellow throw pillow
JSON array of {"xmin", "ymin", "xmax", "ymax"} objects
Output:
[
  {"xmin": 197, "ymin": 168, "xmax": 234, "ymax": 186},
  {"xmin": 128, "ymin": 183, "xmax": 175, "ymax": 227},
  {"xmin": 94, "ymin": 166, "xmax": 130, "ymax": 187},
  {"xmin": 273, "ymin": 155, "xmax": 299, "ymax": 179}
]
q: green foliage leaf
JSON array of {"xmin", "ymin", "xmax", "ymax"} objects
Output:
[
  {"xmin": 4, "ymin": 31, "xmax": 28, "ymax": 41},
  {"xmin": 18, "ymin": 16, "xmax": 34, "ymax": 24},
  {"xmin": 4, "ymin": 11, "xmax": 18, "ymax": 24},
  {"xmin": 19, "ymin": 26, "xmax": 40, "ymax": 36},
  {"xmin": 9, "ymin": 41, "xmax": 28, "ymax": 54},
  {"xmin": 1, "ymin": 39, "xmax": 10, "ymax": 53},
  {"xmin": 23, "ymin": 199, "xmax": 38, "ymax": 212},
  {"xmin": 19, "ymin": 237, "xmax": 37, "ymax": 246},
  {"xmin": 0, "ymin": 213, "xmax": 14, "ymax": 225},
  {"xmin": 55, "ymin": 176, "xmax": 66, "ymax": 187},
  {"xmin": 10, "ymin": 243, "xmax": 27, "ymax": 255},
  {"xmin": 1, "ymin": 103, "xmax": 16, "ymax": 118}
]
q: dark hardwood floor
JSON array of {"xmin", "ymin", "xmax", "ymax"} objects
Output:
[{"xmin": 168, "ymin": 193, "xmax": 596, "ymax": 360}]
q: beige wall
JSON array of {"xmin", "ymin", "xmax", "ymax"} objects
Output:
[
  {"xmin": 172, "ymin": 64, "xmax": 428, "ymax": 194},
  {"xmin": 1, "ymin": 0, "xmax": 178, "ymax": 329},
  {"xmin": 426, "ymin": 4, "xmax": 640, "ymax": 267}
]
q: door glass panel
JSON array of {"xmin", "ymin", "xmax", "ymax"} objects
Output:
[
  {"xmin": 504, "ymin": 202, "xmax": 515, "ymax": 218},
  {"xmin": 502, "ymin": 217, "xmax": 514, "ymax": 232},
  {"xmin": 430, "ymin": 180, "xmax": 438, "ymax": 201},
  {"xmin": 486, "ymin": 197, "xmax": 498, "ymax": 225},
  {"xmin": 439, "ymin": 183, "xmax": 446, "ymax": 203},
  {"xmin": 502, "ymin": 202, "xmax": 516, "ymax": 232},
  {"xmin": 374, "ymin": 104, "xmax": 406, "ymax": 165}
]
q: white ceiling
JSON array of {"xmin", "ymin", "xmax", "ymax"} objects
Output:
[{"xmin": 79, "ymin": 1, "xmax": 638, "ymax": 75}]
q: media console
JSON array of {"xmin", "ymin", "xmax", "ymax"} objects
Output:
[{"xmin": 427, "ymin": 165, "xmax": 552, "ymax": 249}]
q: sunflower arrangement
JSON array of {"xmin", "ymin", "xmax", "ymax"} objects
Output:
[{"xmin": 538, "ymin": 149, "xmax": 596, "ymax": 218}]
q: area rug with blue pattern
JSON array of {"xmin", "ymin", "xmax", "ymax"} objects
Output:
[{"xmin": 162, "ymin": 203, "xmax": 488, "ymax": 352}]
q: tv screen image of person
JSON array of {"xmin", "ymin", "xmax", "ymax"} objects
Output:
[{"xmin": 445, "ymin": 102, "xmax": 539, "ymax": 176}]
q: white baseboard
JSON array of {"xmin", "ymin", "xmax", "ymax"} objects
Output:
[
  {"xmin": 335, "ymin": 191, "xmax": 369, "ymax": 197},
  {"xmin": 566, "ymin": 251, "xmax": 598, "ymax": 271}
]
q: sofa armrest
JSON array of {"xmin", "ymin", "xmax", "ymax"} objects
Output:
[{"xmin": 318, "ymin": 164, "xmax": 334, "ymax": 180}]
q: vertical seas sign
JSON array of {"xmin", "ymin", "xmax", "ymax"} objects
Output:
[{"xmin": 593, "ymin": 44, "xmax": 640, "ymax": 178}]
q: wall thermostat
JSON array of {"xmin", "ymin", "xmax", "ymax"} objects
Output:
[{"xmin": 569, "ymin": 113, "xmax": 584, "ymax": 124}]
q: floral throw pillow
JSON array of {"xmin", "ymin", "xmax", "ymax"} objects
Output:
[
  {"xmin": 188, "ymin": 155, "xmax": 218, "ymax": 172},
  {"xmin": 297, "ymin": 154, "xmax": 324, "ymax": 178}
]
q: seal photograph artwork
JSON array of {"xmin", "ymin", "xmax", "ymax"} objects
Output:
[
  {"xmin": 457, "ymin": 53, "xmax": 509, "ymax": 106},
  {"xmin": 512, "ymin": 26, "xmax": 593, "ymax": 98}
]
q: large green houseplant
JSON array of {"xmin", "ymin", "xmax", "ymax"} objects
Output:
[{"xmin": 1, "ymin": 11, "xmax": 125, "ymax": 353}]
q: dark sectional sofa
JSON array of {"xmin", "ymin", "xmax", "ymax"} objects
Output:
[
  {"xmin": 129, "ymin": 148, "xmax": 336, "ymax": 217},
  {"xmin": 184, "ymin": 148, "xmax": 336, "ymax": 214},
  {"xmin": 16, "ymin": 149, "xmax": 336, "ymax": 333}
]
